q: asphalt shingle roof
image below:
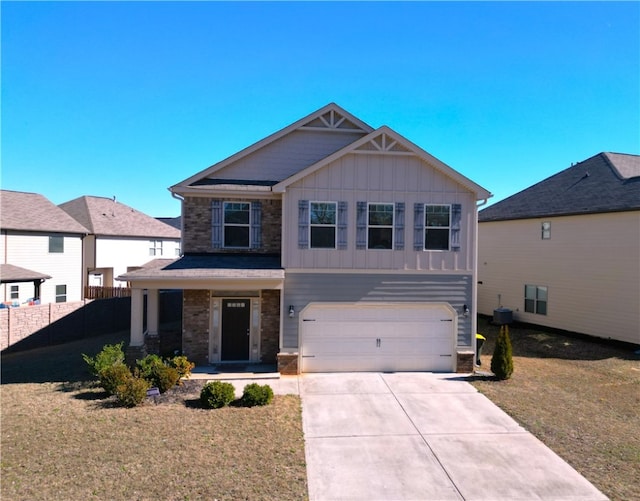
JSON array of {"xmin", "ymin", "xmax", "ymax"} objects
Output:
[
  {"xmin": 59, "ymin": 196, "xmax": 180, "ymax": 238},
  {"xmin": 479, "ymin": 152, "xmax": 640, "ymax": 222},
  {"xmin": 0, "ymin": 264, "xmax": 51, "ymax": 283},
  {"xmin": 0, "ymin": 190, "xmax": 89, "ymax": 233}
]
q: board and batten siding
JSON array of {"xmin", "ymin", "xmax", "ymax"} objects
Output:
[
  {"xmin": 478, "ymin": 212, "xmax": 640, "ymax": 345},
  {"xmin": 282, "ymin": 153, "xmax": 478, "ymax": 272},
  {"xmin": 205, "ymin": 129, "xmax": 366, "ymax": 183},
  {"xmin": 282, "ymin": 272, "xmax": 472, "ymax": 349},
  {"xmin": 1, "ymin": 232, "xmax": 83, "ymax": 304}
]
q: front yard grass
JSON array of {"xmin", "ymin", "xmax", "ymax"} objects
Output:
[{"xmin": 473, "ymin": 317, "xmax": 640, "ymax": 501}]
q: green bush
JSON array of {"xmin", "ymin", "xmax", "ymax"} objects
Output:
[
  {"xmin": 491, "ymin": 324, "xmax": 514, "ymax": 380},
  {"xmin": 200, "ymin": 381, "xmax": 236, "ymax": 409},
  {"xmin": 115, "ymin": 375, "xmax": 150, "ymax": 407},
  {"xmin": 136, "ymin": 354, "xmax": 164, "ymax": 380},
  {"xmin": 99, "ymin": 364, "xmax": 132, "ymax": 395},
  {"xmin": 170, "ymin": 355, "xmax": 195, "ymax": 380},
  {"xmin": 82, "ymin": 342, "xmax": 125, "ymax": 377},
  {"xmin": 136, "ymin": 354, "xmax": 181, "ymax": 393},
  {"xmin": 241, "ymin": 383, "xmax": 274, "ymax": 407}
]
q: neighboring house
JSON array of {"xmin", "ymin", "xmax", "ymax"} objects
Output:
[
  {"xmin": 478, "ymin": 152, "xmax": 640, "ymax": 345},
  {"xmin": 59, "ymin": 196, "xmax": 181, "ymax": 292},
  {"xmin": 0, "ymin": 190, "xmax": 88, "ymax": 305},
  {"xmin": 119, "ymin": 103, "xmax": 491, "ymax": 373}
]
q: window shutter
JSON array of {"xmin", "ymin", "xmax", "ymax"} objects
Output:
[
  {"xmin": 337, "ymin": 201, "xmax": 348, "ymax": 250},
  {"xmin": 298, "ymin": 200, "xmax": 309, "ymax": 249},
  {"xmin": 250, "ymin": 201, "xmax": 262, "ymax": 249},
  {"xmin": 356, "ymin": 201, "xmax": 367, "ymax": 249},
  {"xmin": 394, "ymin": 202, "xmax": 405, "ymax": 250},
  {"xmin": 212, "ymin": 200, "xmax": 222, "ymax": 249},
  {"xmin": 413, "ymin": 203, "xmax": 424, "ymax": 250},
  {"xmin": 451, "ymin": 203, "xmax": 461, "ymax": 251}
]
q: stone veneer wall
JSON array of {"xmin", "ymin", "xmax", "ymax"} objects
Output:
[
  {"xmin": 182, "ymin": 290, "xmax": 210, "ymax": 365},
  {"xmin": 182, "ymin": 196, "xmax": 281, "ymax": 254},
  {"xmin": 260, "ymin": 290, "xmax": 280, "ymax": 364}
]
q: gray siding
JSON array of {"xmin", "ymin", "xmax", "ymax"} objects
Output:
[{"xmin": 283, "ymin": 272, "xmax": 472, "ymax": 349}]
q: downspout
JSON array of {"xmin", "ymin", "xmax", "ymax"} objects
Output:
[
  {"xmin": 472, "ymin": 197, "xmax": 490, "ymax": 362},
  {"xmin": 171, "ymin": 191, "xmax": 185, "ymax": 254}
]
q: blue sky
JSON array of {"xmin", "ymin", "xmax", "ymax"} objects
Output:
[{"xmin": 2, "ymin": 1, "xmax": 638, "ymax": 217}]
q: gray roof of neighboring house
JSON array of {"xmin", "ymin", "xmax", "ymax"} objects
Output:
[
  {"xmin": 59, "ymin": 196, "xmax": 181, "ymax": 239},
  {"xmin": 0, "ymin": 264, "xmax": 51, "ymax": 283},
  {"xmin": 479, "ymin": 152, "xmax": 640, "ymax": 222},
  {"xmin": 0, "ymin": 190, "xmax": 89, "ymax": 234},
  {"xmin": 156, "ymin": 216, "xmax": 182, "ymax": 230}
]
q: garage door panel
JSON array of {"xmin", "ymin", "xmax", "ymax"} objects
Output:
[{"xmin": 300, "ymin": 302, "xmax": 456, "ymax": 373}]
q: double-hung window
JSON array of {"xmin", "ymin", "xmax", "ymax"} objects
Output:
[
  {"xmin": 49, "ymin": 235, "xmax": 64, "ymax": 253},
  {"xmin": 425, "ymin": 205, "xmax": 451, "ymax": 250},
  {"xmin": 310, "ymin": 202, "xmax": 337, "ymax": 249},
  {"xmin": 525, "ymin": 285, "xmax": 548, "ymax": 315},
  {"xmin": 55, "ymin": 285, "xmax": 67, "ymax": 303},
  {"xmin": 367, "ymin": 203, "xmax": 394, "ymax": 250},
  {"xmin": 149, "ymin": 240, "xmax": 163, "ymax": 256},
  {"xmin": 223, "ymin": 202, "xmax": 251, "ymax": 248}
]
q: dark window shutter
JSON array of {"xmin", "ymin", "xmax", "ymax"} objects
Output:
[
  {"xmin": 337, "ymin": 201, "xmax": 348, "ymax": 250},
  {"xmin": 394, "ymin": 202, "xmax": 405, "ymax": 250},
  {"xmin": 451, "ymin": 203, "xmax": 462, "ymax": 251},
  {"xmin": 250, "ymin": 201, "xmax": 262, "ymax": 249},
  {"xmin": 356, "ymin": 201, "xmax": 367, "ymax": 249},
  {"xmin": 212, "ymin": 200, "xmax": 222, "ymax": 249},
  {"xmin": 298, "ymin": 200, "xmax": 309, "ymax": 249},
  {"xmin": 413, "ymin": 203, "xmax": 424, "ymax": 250}
]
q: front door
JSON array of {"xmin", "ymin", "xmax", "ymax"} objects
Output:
[{"xmin": 221, "ymin": 299, "xmax": 251, "ymax": 361}]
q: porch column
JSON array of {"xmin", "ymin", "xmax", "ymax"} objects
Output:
[
  {"xmin": 130, "ymin": 288, "xmax": 144, "ymax": 346},
  {"xmin": 147, "ymin": 288, "xmax": 159, "ymax": 337}
]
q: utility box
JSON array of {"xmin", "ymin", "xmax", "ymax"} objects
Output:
[{"xmin": 493, "ymin": 307, "xmax": 513, "ymax": 325}]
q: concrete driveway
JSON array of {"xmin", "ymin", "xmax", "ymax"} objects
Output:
[{"xmin": 299, "ymin": 372, "xmax": 608, "ymax": 501}]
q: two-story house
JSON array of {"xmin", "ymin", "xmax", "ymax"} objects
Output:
[
  {"xmin": 1, "ymin": 190, "xmax": 88, "ymax": 305},
  {"xmin": 119, "ymin": 104, "xmax": 491, "ymax": 373},
  {"xmin": 59, "ymin": 195, "xmax": 181, "ymax": 293}
]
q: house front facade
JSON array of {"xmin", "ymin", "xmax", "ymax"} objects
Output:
[
  {"xmin": 478, "ymin": 152, "xmax": 640, "ymax": 345},
  {"xmin": 119, "ymin": 104, "xmax": 491, "ymax": 373},
  {"xmin": 59, "ymin": 196, "xmax": 181, "ymax": 293},
  {"xmin": 0, "ymin": 190, "xmax": 88, "ymax": 305}
]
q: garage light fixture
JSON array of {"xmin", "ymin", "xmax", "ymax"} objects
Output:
[
  {"xmin": 289, "ymin": 305, "xmax": 295, "ymax": 318},
  {"xmin": 463, "ymin": 305, "xmax": 469, "ymax": 317}
]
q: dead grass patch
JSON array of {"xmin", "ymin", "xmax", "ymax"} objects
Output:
[{"xmin": 473, "ymin": 317, "xmax": 640, "ymax": 501}]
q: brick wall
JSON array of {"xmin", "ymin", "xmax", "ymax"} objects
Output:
[
  {"xmin": 182, "ymin": 290, "xmax": 210, "ymax": 364},
  {"xmin": 182, "ymin": 196, "xmax": 281, "ymax": 254},
  {"xmin": 260, "ymin": 290, "xmax": 280, "ymax": 364}
]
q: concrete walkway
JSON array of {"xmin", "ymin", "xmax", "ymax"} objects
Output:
[{"xmin": 205, "ymin": 370, "xmax": 608, "ymax": 501}]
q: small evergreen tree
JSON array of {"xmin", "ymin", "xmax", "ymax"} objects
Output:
[{"xmin": 491, "ymin": 324, "xmax": 514, "ymax": 380}]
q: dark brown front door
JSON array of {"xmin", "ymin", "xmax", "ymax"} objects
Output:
[{"xmin": 221, "ymin": 299, "xmax": 250, "ymax": 361}]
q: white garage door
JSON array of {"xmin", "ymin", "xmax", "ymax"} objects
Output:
[{"xmin": 300, "ymin": 302, "xmax": 456, "ymax": 373}]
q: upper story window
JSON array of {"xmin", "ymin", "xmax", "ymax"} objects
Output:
[
  {"xmin": 368, "ymin": 203, "xmax": 394, "ymax": 250},
  {"xmin": 541, "ymin": 221, "xmax": 551, "ymax": 240},
  {"xmin": 49, "ymin": 235, "xmax": 64, "ymax": 253},
  {"xmin": 149, "ymin": 240, "xmax": 163, "ymax": 256},
  {"xmin": 310, "ymin": 202, "xmax": 337, "ymax": 249},
  {"xmin": 525, "ymin": 285, "xmax": 548, "ymax": 315},
  {"xmin": 223, "ymin": 202, "xmax": 250, "ymax": 248},
  {"xmin": 425, "ymin": 205, "xmax": 451, "ymax": 250}
]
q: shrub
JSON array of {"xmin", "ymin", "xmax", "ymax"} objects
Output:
[
  {"xmin": 115, "ymin": 375, "xmax": 150, "ymax": 408},
  {"xmin": 136, "ymin": 354, "xmax": 164, "ymax": 380},
  {"xmin": 491, "ymin": 324, "xmax": 514, "ymax": 380},
  {"xmin": 152, "ymin": 365, "xmax": 181, "ymax": 393},
  {"xmin": 241, "ymin": 383, "xmax": 274, "ymax": 407},
  {"xmin": 170, "ymin": 355, "xmax": 195, "ymax": 380},
  {"xmin": 200, "ymin": 381, "xmax": 236, "ymax": 409},
  {"xmin": 82, "ymin": 342, "xmax": 125, "ymax": 377},
  {"xmin": 99, "ymin": 363, "xmax": 132, "ymax": 395}
]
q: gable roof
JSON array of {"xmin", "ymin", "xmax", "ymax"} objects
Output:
[
  {"xmin": 0, "ymin": 190, "xmax": 88, "ymax": 234},
  {"xmin": 171, "ymin": 103, "xmax": 373, "ymax": 193},
  {"xmin": 59, "ymin": 196, "xmax": 181, "ymax": 239},
  {"xmin": 479, "ymin": 152, "xmax": 640, "ymax": 222},
  {"xmin": 273, "ymin": 126, "xmax": 492, "ymax": 200}
]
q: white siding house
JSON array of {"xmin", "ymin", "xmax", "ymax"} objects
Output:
[
  {"xmin": 59, "ymin": 196, "xmax": 181, "ymax": 291},
  {"xmin": 478, "ymin": 153, "xmax": 640, "ymax": 345},
  {"xmin": 119, "ymin": 103, "xmax": 491, "ymax": 373},
  {"xmin": 1, "ymin": 190, "xmax": 88, "ymax": 305}
]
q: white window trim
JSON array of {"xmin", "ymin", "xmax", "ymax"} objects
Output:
[
  {"xmin": 424, "ymin": 204, "xmax": 452, "ymax": 251},
  {"xmin": 367, "ymin": 202, "xmax": 394, "ymax": 250},
  {"xmin": 309, "ymin": 201, "xmax": 338, "ymax": 249},
  {"xmin": 223, "ymin": 201, "xmax": 251, "ymax": 249},
  {"xmin": 149, "ymin": 240, "xmax": 164, "ymax": 256}
]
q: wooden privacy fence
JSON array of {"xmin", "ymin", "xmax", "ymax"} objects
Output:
[{"xmin": 85, "ymin": 286, "xmax": 131, "ymax": 299}]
